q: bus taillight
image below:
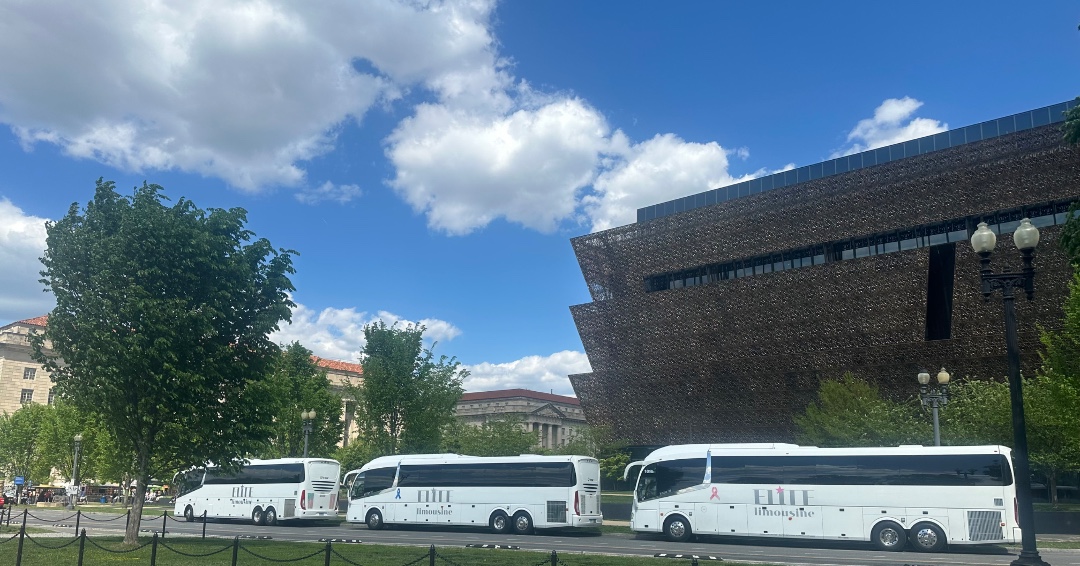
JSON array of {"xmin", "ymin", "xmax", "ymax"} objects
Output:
[
  {"xmin": 301, "ymin": 490, "xmax": 307, "ymax": 510},
  {"xmin": 574, "ymin": 491, "xmax": 580, "ymax": 515}
]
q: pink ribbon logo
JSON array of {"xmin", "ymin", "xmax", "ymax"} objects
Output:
[{"xmin": 710, "ymin": 487, "xmax": 719, "ymax": 501}]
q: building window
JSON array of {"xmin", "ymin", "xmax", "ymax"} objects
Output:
[
  {"xmin": 23, "ymin": 367, "xmax": 36, "ymax": 380},
  {"xmin": 20, "ymin": 389, "xmax": 34, "ymax": 404},
  {"xmin": 48, "ymin": 390, "xmax": 55, "ymax": 405}
]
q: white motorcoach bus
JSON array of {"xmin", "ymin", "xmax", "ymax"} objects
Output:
[
  {"xmin": 625, "ymin": 444, "xmax": 1019, "ymax": 552},
  {"xmin": 173, "ymin": 458, "xmax": 340, "ymax": 525},
  {"xmin": 344, "ymin": 454, "xmax": 603, "ymax": 534}
]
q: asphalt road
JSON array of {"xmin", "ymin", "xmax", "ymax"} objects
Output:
[{"xmin": 8, "ymin": 508, "xmax": 1080, "ymax": 566}]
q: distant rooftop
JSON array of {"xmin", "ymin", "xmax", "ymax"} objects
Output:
[
  {"xmin": 637, "ymin": 99, "xmax": 1079, "ymax": 223},
  {"xmin": 460, "ymin": 388, "xmax": 579, "ymax": 405}
]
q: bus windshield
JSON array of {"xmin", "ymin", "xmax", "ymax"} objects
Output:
[{"xmin": 173, "ymin": 469, "xmax": 205, "ymax": 497}]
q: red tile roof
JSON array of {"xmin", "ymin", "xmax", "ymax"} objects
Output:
[
  {"xmin": 17, "ymin": 315, "xmax": 49, "ymax": 327},
  {"xmin": 311, "ymin": 356, "xmax": 363, "ymax": 375},
  {"xmin": 460, "ymin": 388, "xmax": 579, "ymax": 405}
]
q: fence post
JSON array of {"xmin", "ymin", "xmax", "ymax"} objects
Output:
[
  {"xmin": 324, "ymin": 538, "xmax": 332, "ymax": 566},
  {"xmin": 691, "ymin": 558, "xmax": 699, "ymax": 566},
  {"xmin": 15, "ymin": 517, "xmax": 25, "ymax": 566},
  {"xmin": 551, "ymin": 550, "xmax": 558, "ymax": 566},
  {"xmin": 126, "ymin": 509, "xmax": 131, "ymax": 534},
  {"xmin": 429, "ymin": 544, "xmax": 436, "ymax": 566},
  {"xmin": 161, "ymin": 511, "xmax": 167, "ymax": 538},
  {"xmin": 201, "ymin": 510, "xmax": 207, "ymax": 539},
  {"xmin": 77, "ymin": 529, "xmax": 86, "ymax": 566},
  {"xmin": 75, "ymin": 510, "xmax": 81, "ymax": 536},
  {"xmin": 151, "ymin": 532, "xmax": 159, "ymax": 566},
  {"xmin": 232, "ymin": 536, "xmax": 240, "ymax": 566}
]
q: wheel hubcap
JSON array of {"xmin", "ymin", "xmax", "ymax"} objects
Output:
[
  {"xmin": 495, "ymin": 516, "xmax": 507, "ymax": 530},
  {"xmin": 880, "ymin": 528, "xmax": 899, "ymax": 546},
  {"xmin": 516, "ymin": 516, "xmax": 529, "ymax": 531},
  {"xmin": 917, "ymin": 528, "xmax": 938, "ymax": 547},
  {"xmin": 669, "ymin": 521, "xmax": 686, "ymax": 539}
]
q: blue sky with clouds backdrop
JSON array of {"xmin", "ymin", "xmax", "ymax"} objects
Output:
[{"xmin": 1, "ymin": 1, "xmax": 1078, "ymax": 396}]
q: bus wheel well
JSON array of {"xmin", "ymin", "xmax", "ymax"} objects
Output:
[
  {"xmin": 871, "ymin": 520, "xmax": 907, "ymax": 551},
  {"xmin": 908, "ymin": 521, "xmax": 947, "ymax": 553},
  {"xmin": 490, "ymin": 510, "xmax": 511, "ymax": 534},
  {"xmin": 512, "ymin": 511, "xmax": 534, "ymax": 535},
  {"xmin": 663, "ymin": 514, "xmax": 692, "ymax": 542}
]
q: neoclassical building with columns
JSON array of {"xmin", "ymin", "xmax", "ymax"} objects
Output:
[{"xmin": 455, "ymin": 389, "xmax": 588, "ymax": 449}]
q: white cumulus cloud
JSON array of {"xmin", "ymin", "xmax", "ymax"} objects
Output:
[
  {"xmin": 462, "ymin": 351, "xmax": 591, "ymax": 397},
  {"xmin": 0, "ymin": 0, "xmax": 498, "ymax": 193},
  {"xmin": 833, "ymin": 97, "xmax": 948, "ymax": 157},
  {"xmin": 271, "ymin": 302, "xmax": 462, "ymax": 363},
  {"xmin": 0, "ymin": 199, "xmax": 53, "ymax": 323}
]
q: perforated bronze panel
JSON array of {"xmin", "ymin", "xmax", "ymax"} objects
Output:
[{"xmin": 569, "ymin": 125, "xmax": 1080, "ymax": 446}]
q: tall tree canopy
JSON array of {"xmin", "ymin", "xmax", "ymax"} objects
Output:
[
  {"xmin": 33, "ymin": 179, "xmax": 295, "ymax": 542},
  {"xmin": 258, "ymin": 342, "xmax": 343, "ymax": 459},
  {"xmin": 793, "ymin": 373, "xmax": 930, "ymax": 447},
  {"xmin": 440, "ymin": 416, "xmax": 538, "ymax": 457},
  {"xmin": 0, "ymin": 403, "xmax": 50, "ymax": 487},
  {"xmin": 352, "ymin": 322, "xmax": 466, "ymax": 455}
]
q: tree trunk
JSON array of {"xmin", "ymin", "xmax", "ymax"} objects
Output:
[
  {"xmin": 124, "ymin": 476, "xmax": 150, "ymax": 544},
  {"xmin": 1049, "ymin": 472, "xmax": 1059, "ymax": 505}
]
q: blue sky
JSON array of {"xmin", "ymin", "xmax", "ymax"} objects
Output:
[{"xmin": 0, "ymin": 1, "xmax": 1077, "ymax": 396}]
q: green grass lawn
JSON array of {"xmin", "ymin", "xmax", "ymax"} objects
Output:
[{"xmin": 4, "ymin": 535, "xmax": 788, "ymax": 566}]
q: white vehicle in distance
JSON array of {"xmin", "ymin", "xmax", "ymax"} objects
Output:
[
  {"xmin": 625, "ymin": 443, "xmax": 1019, "ymax": 552},
  {"xmin": 344, "ymin": 453, "xmax": 602, "ymax": 534},
  {"xmin": 173, "ymin": 457, "xmax": 340, "ymax": 525}
]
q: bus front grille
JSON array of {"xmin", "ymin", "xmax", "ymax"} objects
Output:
[
  {"xmin": 967, "ymin": 510, "xmax": 1003, "ymax": 541},
  {"xmin": 310, "ymin": 480, "xmax": 337, "ymax": 492}
]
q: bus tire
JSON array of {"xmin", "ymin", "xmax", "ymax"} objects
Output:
[
  {"xmin": 183, "ymin": 506, "xmax": 195, "ymax": 522},
  {"xmin": 366, "ymin": 509, "xmax": 384, "ymax": 530},
  {"xmin": 909, "ymin": 522, "xmax": 947, "ymax": 553},
  {"xmin": 871, "ymin": 521, "xmax": 906, "ymax": 551},
  {"xmin": 663, "ymin": 515, "xmax": 692, "ymax": 542},
  {"xmin": 252, "ymin": 506, "xmax": 265, "ymax": 526},
  {"xmin": 264, "ymin": 506, "xmax": 277, "ymax": 526},
  {"xmin": 490, "ymin": 511, "xmax": 511, "ymax": 535},
  {"xmin": 512, "ymin": 511, "xmax": 533, "ymax": 535}
]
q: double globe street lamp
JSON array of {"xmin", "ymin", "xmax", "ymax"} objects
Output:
[
  {"xmin": 917, "ymin": 367, "xmax": 950, "ymax": 447},
  {"xmin": 970, "ymin": 217, "xmax": 1047, "ymax": 566}
]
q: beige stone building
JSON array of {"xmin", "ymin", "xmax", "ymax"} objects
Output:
[
  {"xmin": 0, "ymin": 316, "xmax": 53, "ymax": 415},
  {"xmin": 455, "ymin": 389, "xmax": 588, "ymax": 449}
]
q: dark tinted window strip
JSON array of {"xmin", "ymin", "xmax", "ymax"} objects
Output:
[
  {"xmin": 396, "ymin": 462, "xmax": 576, "ymax": 488},
  {"xmin": 643, "ymin": 200, "xmax": 1073, "ymax": 294},
  {"xmin": 710, "ymin": 454, "xmax": 1011, "ymax": 487},
  {"xmin": 638, "ymin": 100, "xmax": 1078, "ymax": 223},
  {"xmin": 204, "ymin": 463, "xmax": 306, "ymax": 485}
]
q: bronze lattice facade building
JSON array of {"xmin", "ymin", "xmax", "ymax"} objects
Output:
[{"xmin": 569, "ymin": 100, "xmax": 1080, "ymax": 448}]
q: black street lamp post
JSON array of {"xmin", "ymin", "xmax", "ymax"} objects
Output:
[
  {"xmin": 917, "ymin": 367, "xmax": 950, "ymax": 446},
  {"xmin": 67, "ymin": 433, "xmax": 83, "ymax": 511},
  {"xmin": 301, "ymin": 409, "xmax": 316, "ymax": 458},
  {"xmin": 970, "ymin": 218, "xmax": 1048, "ymax": 566}
]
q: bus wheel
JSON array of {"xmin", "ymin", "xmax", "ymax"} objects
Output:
[
  {"xmin": 909, "ymin": 522, "xmax": 946, "ymax": 553},
  {"xmin": 252, "ymin": 506, "xmax": 265, "ymax": 526},
  {"xmin": 512, "ymin": 512, "xmax": 533, "ymax": 535},
  {"xmin": 663, "ymin": 515, "xmax": 692, "ymax": 542},
  {"xmin": 366, "ymin": 509, "xmax": 384, "ymax": 530},
  {"xmin": 263, "ymin": 506, "xmax": 277, "ymax": 526},
  {"xmin": 183, "ymin": 506, "xmax": 195, "ymax": 522},
  {"xmin": 490, "ymin": 511, "xmax": 511, "ymax": 535},
  {"xmin": 871, "ymin": 521, "xmax": 906, "ymax": 551}
]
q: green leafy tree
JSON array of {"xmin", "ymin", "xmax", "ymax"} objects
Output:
[
  {"xmin": 550, "ymin": 425, "xmax": 624, "ymax": 458},
  {"xmin": 33, "ymin": 179, "xmax": 296, "ymax": 543},
  {"xmin": 599, "ymin": 451, "xmax": 631, "ymax": 490},
  {"xmin": 258, "ymin": 342, "xmax": 343, "ymax": 458},
  {"xmin": 938, "ymin": 378, "xmax": 1011, "ymax": 446},
  {"xmin": 351, "ymin": 322, "xmax": 466, "ymax": 455},
  {"xmin": 794, "ymin": 373, "xmax": 931, "ymax": 447},
  {"xmin": 334, "ymin": 438, "xmax": 386, "ymax": 476},
  {"xmin": 1065, "ymin": 96, "xmax": 1080, "ymax": 145},
  {"xmin": 0, "ymin": 404, "xmax": 50, "ymax": 497},
  {"xmin": 1030, "ymin": 269, "xmax": 1080, "ymax": 502},
  {"xmin": 35, "ymin": 402, "xmax": 110, "ymax": 489},
  {"xmin": 440, "ymin": 417, "xmax": 538, "ymax": 456}
]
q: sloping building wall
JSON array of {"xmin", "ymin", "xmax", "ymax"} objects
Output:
[{"xmin": 569, "ymin": 115, "xmax": 1080, "ymax": 446}]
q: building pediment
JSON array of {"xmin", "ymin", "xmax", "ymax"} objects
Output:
[{"xmin": 531, "ymin": 403, "xmax": 566, "ymax": 419}]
